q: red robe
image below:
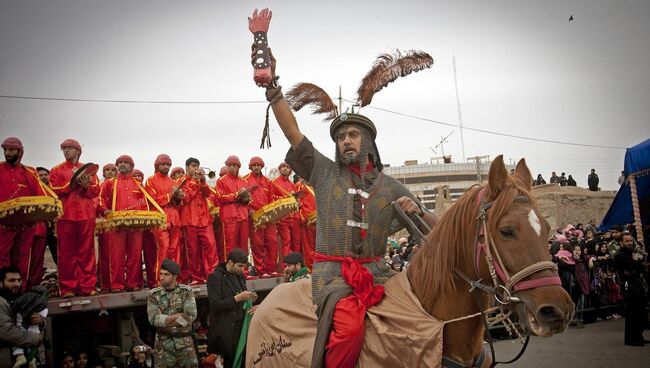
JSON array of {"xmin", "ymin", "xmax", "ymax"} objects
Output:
[
  {"xmin": 243, "ymin": 172, "xmax": 279, "ymax": 275},
  {"xmin": 50, "ymin": 161, "xmax": 100, "ymax": 295},
  {"xmin": 178, "ymin": 176, "xmax": 217, "ymax": 283},
  {"xmin": 0, "ymin": 162, "xmax": 46, "ymax": 289},
  {"xmin": 272, "ymin": 175, "xmax": 301, "ymax": 258},
  {"xmin": 296, "ymin": 181, "xmax": 316, "ymax": 270},
  {"xmin": 101, "ymin": 173, "xmax": 148, "ymax": 291},
  {"xmin": 145, "ymin": 172, "xmax": 182, "ymax": 286},
  {"xmin": 216, "ymin": 173, "xmax": 249, "ymax": 254}
]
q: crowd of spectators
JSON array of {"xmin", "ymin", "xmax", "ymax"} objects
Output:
[{"xmin": 549, "ymin": 221, "xmax": 648, "ymax": 327}]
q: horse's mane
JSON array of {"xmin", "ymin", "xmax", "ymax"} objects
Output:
[{"xmin": 407, "ymin": 174, "xmax": 536, "ymax": 310}]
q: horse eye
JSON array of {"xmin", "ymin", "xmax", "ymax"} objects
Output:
[{"xmin": 499, "ymin": 228, "xmax": 515, "ymax": 238}]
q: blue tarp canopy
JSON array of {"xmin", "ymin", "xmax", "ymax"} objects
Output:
[{"xmin": 600, "ymin": 139, "xmax": 650, "ymax": 230}]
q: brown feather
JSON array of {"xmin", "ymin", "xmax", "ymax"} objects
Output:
[
  {"xmin": 357, "ymin": 50, "xmax": 433, "ymax": 107},
  {"xmin": 285, "ymin": 83, "xmax": 339, "ymax": 121}
]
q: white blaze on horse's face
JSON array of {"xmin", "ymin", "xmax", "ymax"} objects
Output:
[{"xmin": 527, "ymin": 209, "xmax": 541, "ymax": 237}]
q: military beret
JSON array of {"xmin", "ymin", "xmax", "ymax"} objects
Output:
[
  {"xmin": 161, "ymin": 259, "xmax": 181, "ymax": 275},
  {"xmin": 283, "ymin": 252, "xmax": 303, "ymax": 265}
]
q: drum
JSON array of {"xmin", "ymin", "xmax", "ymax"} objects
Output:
[
  {"xmin": 100, "ymin": 210, "xmax": 166, "ymax": 232},
  {"xmin": 252, "ymin": 196, "xmax": 299, "ymax": 229},
  {"xmin": 95, "ymin": 218, "xmax": 107, "ymax": 234},
  {"xmin": 0, "ymin": 196, "xmax": 62, "ymax": 227},
  {"xmin": 306, "ymin": 210, "xmax": 317, "ymax": 226},
  {"xmin": 70, "ymin": 162, "xmax": 99, "ymax": 189}
]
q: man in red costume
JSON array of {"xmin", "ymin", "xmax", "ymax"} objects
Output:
[
  {"xmin": 272, "ymin": 162, "xmax": 301, "ymax": 259},
  {"xmin": 0, "ymin": 137, "xmax": 48, "ymax": 289},
  {"xmin": 170, "ymin": 167, "xmax": 185, "ymax": 181},
  {"xmin": 145, "ymin": 154, "xmax": 183, "ymax": 286},
  {"xmin": 97, "ymin": 163, "xmax": 117, "ymax": 292},
  {"xmin": 242, "ymin": 156, "xmax": 280, "ymax": 277},
  {"xmin": 30, "ymin": 167, "xmax": 55, "ymax": 290},
  {"xmin": 50, "ymin": 138, "xmax": 100, "ymax": 297},
  {"xmin": 99, "ymin": 155, "xmax": 148, "ymax": 292},
  {"xmin": 295, "ymin": 175, "xmax": 316, "ymax": 270},
  {"xmin": 178, "ymin": 158, "xmax": 217, "ymax": 284},
  {"xmin": 216, "ymin": 156, "xmax": 250, "ymax": 257},
  {"xmin": 212, "ymin": 166, "xmax": 228, "ymax": 262}
]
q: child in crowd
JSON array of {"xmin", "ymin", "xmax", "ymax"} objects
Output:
[{"xmin": 11, "ymin": 286, "xmax": 48, "ymax": 368}]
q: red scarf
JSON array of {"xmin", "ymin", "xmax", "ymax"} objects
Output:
[{"xmin": 346, "ymin": 161, "xmax": 375, "ymax": 177}]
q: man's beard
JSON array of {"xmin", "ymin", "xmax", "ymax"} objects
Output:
[
  {"xmin": 5, "ymin": 155, "xmax": 18, "ymax": 165},
  {"xmin": 118, "ymin": 167, "xmax": 130, "ymax": 174},
  {"xmin": 0, "ymin": 288, "xmax": 19, "ymax": 302},
  {"xmin": 340, "ymin": 152, "xmax": 359, "ymax": 165}
]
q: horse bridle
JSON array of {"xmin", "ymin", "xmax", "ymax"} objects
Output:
[{"xmin": 450, "ymin": 188, "xmax": 561, "ymax": 368}]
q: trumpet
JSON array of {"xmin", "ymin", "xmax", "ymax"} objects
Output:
[{"xmin": 201, "ymin": 167, "xmax": 217, "ymax": 179}]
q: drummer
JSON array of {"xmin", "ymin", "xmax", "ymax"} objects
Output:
[
  {"xmin": 242, "ymin": 156, "xmax": 281, "ymax": 277},
  {"xmin": 295, "ymin": 175, "xmax": 316, "ymax": 270},
  {"xmin": 271, "ymin": 162, "xmax": 301, "ymax": 262},
  {"xmin": 144, "ymin": 154, "xmax": 183, "ymax": 286},
  {"xmin": 50, "ymin": 138, "xmax": 100, "ymax": 297},
  {"xmin": 99, "ymin": 155, "xmax": 149, "ymax": 292},
  {"xmin": 215, "ymin": 156, "xmax": 250, "ymax": 261},
  {"xmin": 97, "ymin": 163, "xmax": 117, "ymax": 292},
  {"xmin": 0, "ymin": 137, "xmax": 48, "ymax": 290}
]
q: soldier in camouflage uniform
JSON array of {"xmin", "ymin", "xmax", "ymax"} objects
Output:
[
  {"xmin": 259, "ymin": 51, "xmax": 437, "ymax": 368},
  {"xmin": 147, "ymin": 259, "xmax": 198, "ymax": 368}
]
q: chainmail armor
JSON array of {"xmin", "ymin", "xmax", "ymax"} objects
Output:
[{"xmin": 286, "ymin": 134, "xmax": 416, "ymax": 306}]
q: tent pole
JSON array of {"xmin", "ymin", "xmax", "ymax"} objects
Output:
[{"xmin": 629, "ymin": 174, "xmax": 644, "ymax": 245}]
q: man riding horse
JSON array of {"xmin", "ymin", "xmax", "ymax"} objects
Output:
[{"xmin": 249, "ymin": 9, "xmax": 437, "ymax": 368}]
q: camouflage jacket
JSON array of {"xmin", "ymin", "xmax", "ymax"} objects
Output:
[{"xmin": 147, "ymin": 284, "xmax": 197, "ymax": 350}]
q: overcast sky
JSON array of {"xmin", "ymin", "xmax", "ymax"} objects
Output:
[{"xmin": 1, "ymin": 0, "xmax": 648, "ymax": 190}]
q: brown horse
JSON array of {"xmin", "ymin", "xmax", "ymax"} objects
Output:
[{"xmin": 246, "ymin": 156, "xmax": 574, "ymax": 367}]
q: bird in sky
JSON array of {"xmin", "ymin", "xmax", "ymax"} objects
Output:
[{"xmin": 569, "ymin": 15, "xmax": 574, "ymax": 21}]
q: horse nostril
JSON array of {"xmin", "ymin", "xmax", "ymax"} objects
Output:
[{"xmin": 537, "ymin": 306, "xmax": 564, "ymax": 321}]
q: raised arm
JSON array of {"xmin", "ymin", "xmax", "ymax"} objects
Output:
[{"xmin": 249, "ymin": 8, "xmax": 304, "ymax": 150}]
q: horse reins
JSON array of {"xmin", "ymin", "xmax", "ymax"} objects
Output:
[{"xmin": 448, "ymin": 188, "xmax": 561, "ymax": 368}]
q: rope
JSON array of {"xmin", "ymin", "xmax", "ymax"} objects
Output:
[{"xmin": 629, "ymin": 175, "xmax": 644, "ymax": 245}]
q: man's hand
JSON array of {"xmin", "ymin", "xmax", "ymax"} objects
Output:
[
  {"xmin": 77, "ymin": 174, "xmax": 91, "ymax": 189},
  {"xmin": 235, "ymin": 290, "xmax": 257, "ymax": 303},
  {"xmin": 30, "ymin": 313, "xmax": 44, "ymax": 326},
  {"xmin": 164, "ymin": 313, "xmax": 182, "ymax": 326},
  {"xmin": 396, "ymin": 196, "xmax": 423, "ymax": 216}
]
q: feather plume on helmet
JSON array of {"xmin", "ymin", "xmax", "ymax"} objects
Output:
[
  {"xmin": 285, "ymin": 49, "xmax": 433, "ymax": 118},
  {"xmin": 259, "ymin": 49, "xmax": 433, "ymax": 148}
]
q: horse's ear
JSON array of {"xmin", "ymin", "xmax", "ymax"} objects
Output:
[
  {"xmin": 514, "ymin": 158, "xmax": 533, "ymax": 190},
  {"xmin": 487, "ymin": 155, "xmax": 508, "ymax": 198}
]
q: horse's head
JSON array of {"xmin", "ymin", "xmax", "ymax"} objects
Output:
[{"xmin": 481, "ymin": 155, "xmax": 574, "ymax": 337}]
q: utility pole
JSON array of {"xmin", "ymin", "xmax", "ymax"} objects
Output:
[
  {"xmin": 453, "ymin": 55, "xmax": 466, "ymax": 162},
  {"xmin": 467, "ymin": 155, "xmax": 490, "ymax": 183},
  {"xmin": 338, "ymin": 85, "xmax": 342, "ymax": 115}
]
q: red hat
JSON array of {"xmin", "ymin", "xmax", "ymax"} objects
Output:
[
  {"xmin": 278, "ymin": 162, "xmax": 291, "ymax": 170},
  {"xmin": 154, "ymin": 154, "xmax": 172, "ymax": 167},
  {"xmin": 219, "ymin": 166, "xmax": 228, "ymax": 177},
  {"xmin": 115, "ymin": 154, "xmax": 134, "ymax": 167},
  {"xmin": 225, "ymin": 155, "xmax": 241, "ymax": 167},
  {"xmin": 102, "ymin": 163, "xmax": 117, "ymax": 171},
  {"xmin": 60, "ymin": 139, "xmax": 82, "ymax": 153},
  {"xmin": 132, "ymin": 169, "xmax": 144, "ymax": 177},
  {"xmin": 171, "ymin": 167, "xmax": 185, "ymax": 177},
  {"xmin": 1, "ymin": 137, "xmax": 23, "ymax": 151},
  {"xmin": 249, "ymin": 156, "xmax": 265, "ymax": 169}
]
